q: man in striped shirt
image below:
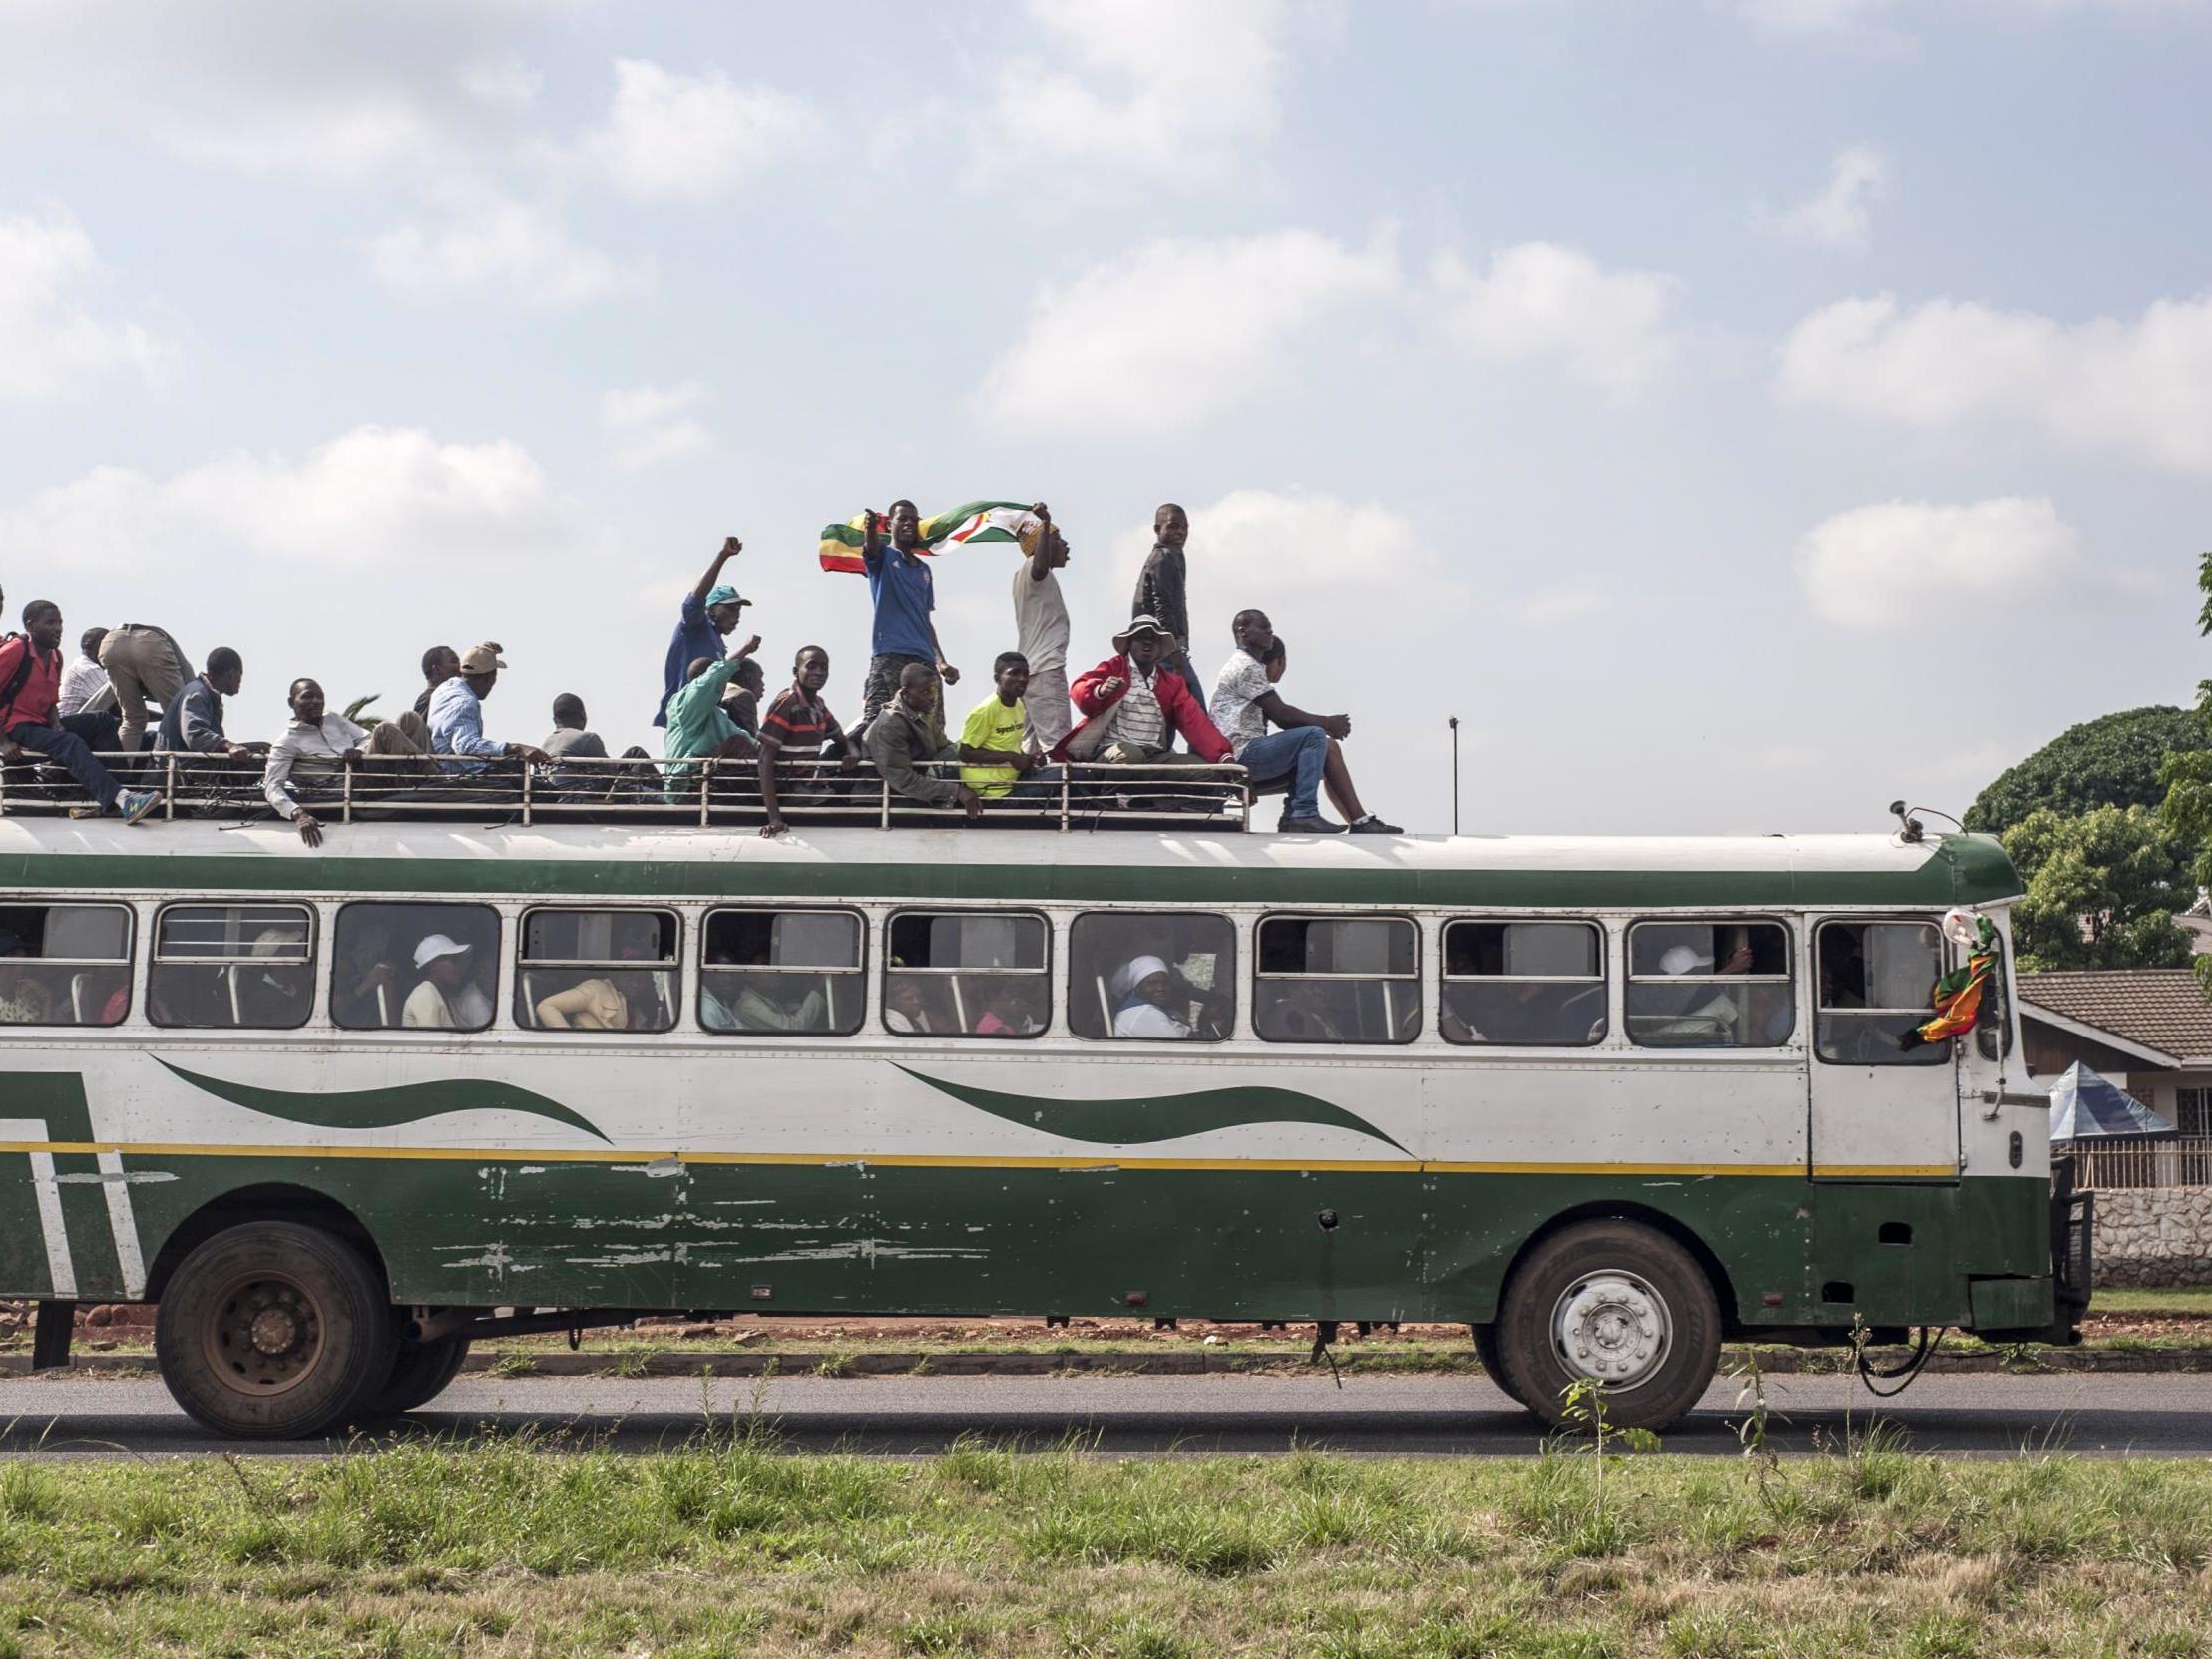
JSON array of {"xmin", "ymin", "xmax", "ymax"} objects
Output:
[{"xmin": 759, "ymin": 645, "xmax": 859, "ymax": 838}]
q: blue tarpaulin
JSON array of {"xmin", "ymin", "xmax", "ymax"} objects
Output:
[{"xmin": 2047, "ymin": 1062, "xmax": 2178, "ymax": 1142}]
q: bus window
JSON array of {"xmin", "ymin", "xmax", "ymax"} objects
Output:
[
  {"xmin": 151, "ymin": 903, "xmax": 313, "ymax": 1031},
  {"xmin": 332, "ymin": 902, "xmax": 499, "ymax": 1032},
  {"xmin": 516, "ymin": 909, "xmax": 679, "ymax": 1034},
  {"xmin": 701, "ymin": 909, "xmax": 864, "ymax": 1036},
  {"xmin": 0, "ymin": 903, "xmax": 133, "ymax": 1028},
  {"xmin": 1626, "ymin": 920, "xmax": 1794, "ymax": 1049},
  {"xmin": 1816, "ymin": 921, "xmax": 1947, "ymax": 1067},
  {"xmin": 1440, "ymin": 920, "xmax": 1606, "ymax": 1047},
  {"xmin": 1070, "ymin": 911, "xmax": 1235, "ymax": 1041},
  {"xmin": 1254, "ymin": 915, "xmax": 1419, "ymax": 1044},
  {"xmin": 885, "ymin": 911, "xmax": 1049, "ymax": 1038}
]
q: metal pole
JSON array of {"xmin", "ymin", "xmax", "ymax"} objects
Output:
[{"xmin": 1448, "ymin": 717, "xmax": 1460, "ymax": 837}]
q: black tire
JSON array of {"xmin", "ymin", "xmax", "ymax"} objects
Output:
[
  {"xmin": 1494, "ymin": 1220, "xmax": 1721, "ymax": 1434},
  {"xmin": 363, "ymin": 1338, "xmax": 470, "ymax": 1418},
  {"xmin": 154, "ymin": 1221, "xmax": 395, "ymax": 1440},
  {"xmin": 1470, "ymin": 1323, "xmax": 1535, "ymax": 1413}
]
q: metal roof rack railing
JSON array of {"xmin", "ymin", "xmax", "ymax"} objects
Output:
[{"xmin": 0, "ymin": 751, "xmax": 1254, "ymax": 834}]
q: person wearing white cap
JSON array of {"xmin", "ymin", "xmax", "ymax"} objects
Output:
[
  {"xmin": 402, "ymin": 934, "xmax": 493, "ymax": 1030},
  {"xmin": 428, "ymin": 643, "xmax": 548, "ymax": 776},
  {"xmin": 1110, "ymin": 955, "xmax": 1193, "ymax": 1039}
]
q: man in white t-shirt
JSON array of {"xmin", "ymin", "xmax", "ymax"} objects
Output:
[
  {"xmin": 1208, "ymin": 608, "xmax": 1401, "ymax": 836},
  {"xmin": 1010, "ymin": 503, "xmax": 1074, "ymax": 752},
  {"xmin": 57, "ymin": 628, "xmax": 110, "ymax": 717}
]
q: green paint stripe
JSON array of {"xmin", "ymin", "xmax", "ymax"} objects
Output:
[
  {"xmin": 157, "ymin": 1059, "xmax": 614, "ymax": 1143},
  {"xmin": 899, "ymin": 1065, "xmax": 1414, "ymax": 1155},
  {"xmin": 0, "ymin": 845, "xmax": 2021, "ymax": 908}
]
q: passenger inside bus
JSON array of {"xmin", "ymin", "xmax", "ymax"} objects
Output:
[
  {"xmin": 332, "ymin": 916, "xmax": 402, "ymax": 1028},
  {"xmin": 1109, "ymin": 955, "xmax": 1222, "ymax": 1039},
  {"xmin": 970, "ymin": 974, "xmax": 1045, "ymax": 1036},
  {"xmin": 884, "ymin": 971, "xmax": 953, "ymax": 1035},
  {"xmin": 236, "ymin": 927, "xmax": 311, "ymax": 1027},
  {"xmin": 533, "ymin": 975, "xmax": 632, "ymax": 1030},
  {"xmin": 1439, "ymin": 922, "xmax": 1608, "ymax": 1046},
  {"xmin": 0, "ymin": 933, "xmax": 53, "ymax": 1025},
  {"xmin": 403, "ymin": 935, "xmax": 494, "ymax": 1030}
]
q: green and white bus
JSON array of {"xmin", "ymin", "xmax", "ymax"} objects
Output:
[{"xmin": 0, "ymin": 809, "xmax": 2087, "ymax": 1437}]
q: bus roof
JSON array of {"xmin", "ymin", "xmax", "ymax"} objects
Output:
[{"xmin": 0, "ymin": 821, "xmax": 2021, "ymax": 911}]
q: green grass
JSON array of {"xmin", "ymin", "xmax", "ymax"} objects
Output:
[
  {"xmin": 2090, "ymin": 1286, "xmax": 2212, "ymax": 1318},
  {"xmin": 3, "ymin": 1430, "xmax": 2212, "ymax": 1655}
]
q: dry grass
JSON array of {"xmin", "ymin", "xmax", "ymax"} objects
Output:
[{"xmin": 2, "ymin": 1424, "xmax": 2212, "ymax": 1656}]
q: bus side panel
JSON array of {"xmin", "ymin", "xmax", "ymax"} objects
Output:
[{"xmin": 1809, "ymin": 1175, "xmax": 2049, "ymax": 1328}]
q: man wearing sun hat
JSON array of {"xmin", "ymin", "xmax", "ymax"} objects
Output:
[
  {"xmin": 402, "ymin": 934, "xmax": 493, "ymax": 1030},
  {"xmin": 428, "ymin": 642, "xmax": 548, "ymax": 775},
  {"xmin": 657, "ymin": 535, "xmax": 752, "ymax": 728},
  {"xmin": 1055, "ymin": 614, "xmax": 1229, "ymax": 770}
]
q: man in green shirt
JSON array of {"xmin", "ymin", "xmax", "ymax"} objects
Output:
[
  {"xmin": 664, "ymin": 633, "xmax": 762, "ymax": 775},
  {"xmin": 959, "ymin": 652, "xmax": 1061, "ymax": 804}
]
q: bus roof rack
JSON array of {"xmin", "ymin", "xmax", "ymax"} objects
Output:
[{"xmin": 0, "ymin": 752, "xmax": 1256, "ymax": 834}]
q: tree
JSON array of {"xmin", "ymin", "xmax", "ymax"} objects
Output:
[
  {"xmin": 2155, "ymin": 552, "xmax": 2212, "ymax": 993},
  {"xmin": 2004, "ymin": 805, "xmax": 2193, "ymax": 972},
  {"xmin": 1965, "ymin": 705, "xmax": 2212, "ymax": 835}
]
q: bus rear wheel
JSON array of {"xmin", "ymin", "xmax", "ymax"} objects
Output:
[
  {"xmin": 154, "ymin": 1221, "xmax": 395, "ymax": 1440},
  {"xmin": 1470, "ymin": 1323, "xmax": 1534, "ymax": 1412},
  {"xmin": 1494, "ymin": 1220, "xmax": 1720, "ymax": 1434},
  {"xmin": 364, "ymin": 1338, "xmax": 471, "ymax": 1418}
]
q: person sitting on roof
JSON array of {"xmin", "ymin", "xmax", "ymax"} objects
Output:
[
  {"xmin": 867, "ymin": 661, "xmax": 981, "ymax": 820},
  {"xmin": 960, "ymin": 652, "xmax": 1063, "ymax": 806},
  {"xmin": 57, "ymin": 627, "xmax": 109, "ymax": 718},
  {"xmin": 760, "ymin": 645, "xmax": 861, "ymax": 838},
  {"xmin": 0, "ymin": 601, "xmax": 159, "ymax": 825},
  {"xmin": 158, "ymin": 647, "xmax": 264, "ymax": 773},
  {"xmin": 1055, "ymin": 615, "xmax": 1230, "ymax": 773},
  {"xmin": 263, "ymin": 676, "xmax": 431, "ymax": 847},
  {"xmin": 428, "ymin": 643, "xmax": 548, "ymax": 776},
  {"xmin": 664, "ymin": 636, "xmax": 764, "ymax": 776},
  {"xmin": 1207, "ymin": 608, "xmax": 1401, "ymax": 837}
]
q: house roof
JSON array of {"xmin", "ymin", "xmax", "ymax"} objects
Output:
[{"xmin": 2019, "ymin": 969, "xmax": 2212, "ymax": 1066}]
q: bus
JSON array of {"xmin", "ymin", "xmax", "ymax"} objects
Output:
[{"xmin": 0, "ymin": 800, "xmax": 2087, "ymax": 1438}]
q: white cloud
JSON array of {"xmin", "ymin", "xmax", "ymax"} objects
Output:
[
  {"xmin": 366, "ymin": 192, "xmax": 652, "ymax": 308},
  {"xmin": 163, "ymin": 96, "xmax": 439, "ymax": 180},
  {"xmin": 603, "ymin": 381, "xmax": 714, "ymax": 472},
  {"xmin": 1795, "ymin": 496, "xmax": 2092, "ymax": 628},
  {"xmin": 0, "ymin": 424, "xmax": 600, "ymax": 572},
  {"xmin": 971, "ymin": 0, "xmax": 1303, "ymax": 183},
  {"xmin": 1113, "ymin": 486, "xmax": 1464, "ymax": 647},
  {"xmin": 583, "ymin": 59, "xmax": 818, "ymax": 202},
  {"xmin": 1777, "ymin": 289, "xmax": 2212, "ymax": 472},
  {"xmin": 0, "ymin": 209, "xmax": 171, "ymax": 400},
  {"xmin": 1732, "ymin": 0, "xmax": 1898, "ymax": 31},
  {"xmin": 1518, "ymin": 583, "xmax": 1612, "ymax": 623},
  {"xmin": 1432, "ymin": 241, "xmax": 1682, "ymax": 398},
  {"xmin": 1776, "ymin": 145, "xmax": 1886, "ymax": 248},
  {"xmin": 461, "ymin": 60, "xmax": 544, "ymax": 110},
  {"xmin": 976, "ymin": 229, "xmax": 1398, "ymax": 439}
]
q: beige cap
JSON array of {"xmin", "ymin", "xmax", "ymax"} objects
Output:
[{"xmin": 459, "ymin": 643, "xmax": 507, "ymax": 674}]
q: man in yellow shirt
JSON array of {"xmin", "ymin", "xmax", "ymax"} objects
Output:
[{"xmin": 958, "ymin": 652, "xmax": 1061, "ymax": 805}]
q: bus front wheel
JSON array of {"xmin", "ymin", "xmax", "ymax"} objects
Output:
[
  {"xmin": 154, "ymin": 1221, "xmax": 395, "ymax": 1440},
  {"xmin": 1493, "ymin": 1220, "xmax": 1721, "ymax": 1434}
]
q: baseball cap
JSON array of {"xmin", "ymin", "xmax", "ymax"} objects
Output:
[
  {"xmin": 413, "ymin": 934, "xmax": 473, "ymax": 969},
  {"xmin": 704, "ymin": 584, "xmax": 749, "ymax": 610},
  {"xmin": 458, "ymin": 643, "xmax": 507, "ymax": 674},
  {"xmin": 1659, "ymin": 945, "xmax": 1714, "ymax": 977}
]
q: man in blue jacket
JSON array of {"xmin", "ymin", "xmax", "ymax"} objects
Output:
[{"xmin": 655, "ymin": 536, "xmax": 751, "ymax": 728}]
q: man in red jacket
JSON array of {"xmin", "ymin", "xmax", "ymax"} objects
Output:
[
  {"xmin": 0, "ymin": 601, "xmax": 160, "ymax": 824},
  {"xmin": 1055, "ymin": 615, "xmax": 1231, "ymax": 771}
]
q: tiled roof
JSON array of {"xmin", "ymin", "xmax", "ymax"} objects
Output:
[{"xmin": 2018, "ymin": 970, "xmax": 2212, "ymax": 1063}]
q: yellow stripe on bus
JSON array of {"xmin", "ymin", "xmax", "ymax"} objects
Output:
[{"xmin": 0, "ymin": 1140, "xmax": 1957, "ymax": 1180}]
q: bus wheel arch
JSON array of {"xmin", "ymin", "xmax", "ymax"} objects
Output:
[
  {"xmin": 143, "ymin": 1183, "xmax": 390, "ymax": 1306},
  {"xmin": 1500, "ymin": 1200, "xmax": 1742, "ymax": 1330}
]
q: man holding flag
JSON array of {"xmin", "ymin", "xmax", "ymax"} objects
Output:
[{"xmin": 856, "ymin": 501, "xmax": 960, "ymax": 738}]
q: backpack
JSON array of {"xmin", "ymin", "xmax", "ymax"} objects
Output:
[{"xmin": 0, "ymin": 633, "xmax": 39, "ymax": 725}]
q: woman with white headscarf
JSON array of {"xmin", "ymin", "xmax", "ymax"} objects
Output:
[{"xmin": 1111, "ymin": 955, "xmax": 1192, "ymax": 1039}]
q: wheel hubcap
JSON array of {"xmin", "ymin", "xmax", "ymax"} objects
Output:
[
  {"xmin": 207, "ymin": 1275, "xmax": 325, "ymax": 1396},
  {"xmin": 1550, "ymin": 1271, "xmax": 1672, "ymax": 1392}
]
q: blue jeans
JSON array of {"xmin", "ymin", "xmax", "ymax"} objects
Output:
[
  {"xmin": 8, "ymin": 712, "xmax": 126, "ymax": 810},
  {"xmin": 1001, "ymin": 764, "xmax": 1066, "ymax": 803},
  {"xmin": 1237, "ymin": 726, "xmax": 1328, "ymax": 820}
]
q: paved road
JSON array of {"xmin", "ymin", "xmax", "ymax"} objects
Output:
[{"xmin": 2, "ymin": 1372, "xmax": 2210, "ymax": 1458}]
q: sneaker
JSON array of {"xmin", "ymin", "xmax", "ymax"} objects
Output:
[
  {"xmin": 1349, "ymin": 814, "xmax": 1403, "ymax": 835},
  {"xmin": 1278, "ymin": 815, "xmax": 1346, "ymax": 835},
  {"xmin": 117, "ymin": 788, "xmax": 160, "ymax": 825}
]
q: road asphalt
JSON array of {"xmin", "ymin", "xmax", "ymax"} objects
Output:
[{"xmin": 2, "ymin": 1371, "xmax": 2210, "ymax": 1458}]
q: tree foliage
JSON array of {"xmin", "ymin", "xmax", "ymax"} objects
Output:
[
  {"xmin": 2003, "ymin": 805, "xmax": 2194, "ymax": 972},
  {"xmin": 1965, "ymin": 706, "xmax": 2212, "ymax": 835}
]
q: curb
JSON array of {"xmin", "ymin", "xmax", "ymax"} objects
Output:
[{"xmin": 6, "ymin": 1347, "xmax": 2211, "ymax": 1380}]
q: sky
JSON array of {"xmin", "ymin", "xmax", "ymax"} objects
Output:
[{"xmin": 2, "ymin": 0, "xmax": 2208, "ymax": 837}]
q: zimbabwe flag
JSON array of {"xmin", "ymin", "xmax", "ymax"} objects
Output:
[
  {"xmin": 818, "ymin": 500, "xmax": 1040, "ymax": 574},
  {"xmin": 1899, "ymin": 916, "xmax": 2001, "ymax": 1050}
]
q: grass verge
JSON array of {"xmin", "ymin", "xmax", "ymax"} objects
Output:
[{"xmin": 3, "ymin": 1428, "xmax": 2212, "ymax": 1656}]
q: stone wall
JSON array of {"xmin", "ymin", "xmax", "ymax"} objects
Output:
[{"xmin": 2092, "ymin": 1186, "xmax": 2212, "ymax": 1287}]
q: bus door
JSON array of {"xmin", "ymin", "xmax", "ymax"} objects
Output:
[{"xmin": 1806, "ymin": 918, "xmax": 1959, "ymax": 1181}]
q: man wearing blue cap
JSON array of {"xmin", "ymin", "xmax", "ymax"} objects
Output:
[{"xmin": 656, "ymin": 536, "xmax": 752, "ymax": 728}]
